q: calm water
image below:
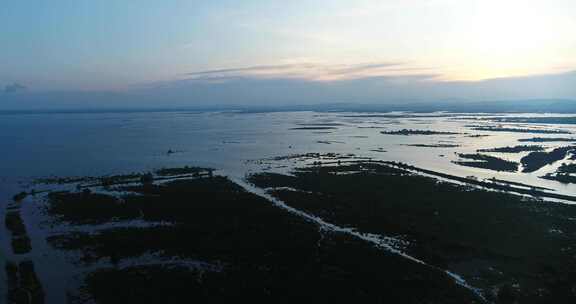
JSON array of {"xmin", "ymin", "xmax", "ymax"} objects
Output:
[{"xmin": 1, "ymin": 110, "xmax": 576, "ymax": 195}]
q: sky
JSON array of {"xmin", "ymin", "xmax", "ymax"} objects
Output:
[{"xmin": 1, "ymin": 0, "xmax": 575, "ymax": 108}]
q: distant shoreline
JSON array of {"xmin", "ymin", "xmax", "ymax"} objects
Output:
[{"xmin": 2, "ymin": 99, "xmax": 576, "ymax": 115}]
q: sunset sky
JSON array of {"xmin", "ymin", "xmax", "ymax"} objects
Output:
[{"xmin": 1, "ymin": 0, "xmax": 575, "ymax": 106}]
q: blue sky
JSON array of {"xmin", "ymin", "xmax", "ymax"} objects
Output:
[{"xmin": 1, "ymin": 0, "xmax": 575, "ymax": 106}]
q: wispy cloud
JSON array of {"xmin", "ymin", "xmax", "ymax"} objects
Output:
[
  {"xmin": 186, "ymin": 64, "xmax": 311, "ymax": 76},
  {"xmin": 184, "ymin": 62, "xmax": 432, "ymax": 82}
]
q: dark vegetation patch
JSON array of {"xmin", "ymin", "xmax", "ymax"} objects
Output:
[
  {"xmin": 36, "ymin": 174, "xmax": 141, "ymax": 187},
  {"xmin": 11, "ymin": 235, "xmax": 32, "ymax": 255},
  {"xmin": 248, "ymin": 162, "xmax": 576, "ymax": 303},
  {"xmin": 5, "ymin": 261, "xmax": 44, "ymax": 303},
  {"xmin": 477, "ymin": 145, "xmax": 544, "ymax": 153},
  {"xmin": 370, "ymin": 148, "xmax": 387, "ymax": 153},
  {"xmin": 98, "ymin": 174, "xmax": 143, "ymax": 186},
  {"xmin": 487, "ymin": 117, "xmax": 576, "ymax": 124},
  {"xmin": 541, "ymin": 174, "xmax": 576, "ymax": 184},
  {"xmin": 5, "ymin": 210, "xmax": 31, "ymax": 254},
  {"xmin": 34, "ymin": 176, "xmax": 98, "ymax": 185},
  {"xmin": 394, "ymin": 161, "xmax": 576, "ymax": 202},
  {"xmin": 47, "ymin": 191, "xmax": 139, "ymax": 225},
  {"xmin": 404, "ymin": 144, "xmax": 460, "ymax": 148},
  {"xmin": 539, "ymin": 163, "xmax": 576, "ymax": 184},
  {"xmin": 317, "ymin": 140, "xmax": 345, "ymax": 144},
  {"xmin": 357, "ymin": 126, "xmax": 387, "ymax": 129},
  {"xmin": 249, "ymin": 164, "xmax": 407, "ymax": 190},
  {"xmin": 5, "ymin": 211, "xmax": 27, "ymax": 236},
  {"xmin": 453, "ymin": 153, "xmax": 519, "ymax": 172},
  {"xmin": 270, "ymin": 152, "xmax": 358, "ymax": 161},
  {"xmin": 485, "ymin": 178, "xmax": 551, "ymax": 191},
  {"xmin": 518, "ymin": 137, "xmax": 576, "ymax": 143},
  {"xmin": 45, "ymin": 167, "xmax": 218, "ymax": 225},
  {"xmin": 520, "ymin": 146, "xmax": 576, "ymax": 173},
  {"xmin": 381, "ymin": 129, "xmax": 461, "ymax": 135},
  {"xmin": 296, "ymin": 123, "xmax": 345, "ymax": 127},
  {"xmin": 341, "ymin": 114, "xmax": 458, "ymax": 118},
  {"xmin": 558, "ymin": 163, "xmax": 576, "ymax": 174},
  {"xmin": 12, "ymin": 191, "xmax": 28, "ymax": 201},
  {"xmin": 44, "ymin": 169, "xmax": 477, "ymax": 302},
  {"xmin": 290, "ymin": 127, "xmax": 338, "ymax": 130},
  {"xmin": 75, "ymin": 231, "xmax": 475, "ymax": 302},
  {"xmin": 155, "ymin": 166, "xmax": 213, "ymax": 177},
  {"xmin": 470, "ymin": 126, "xmax": 571, "ymax": 134},
  {"xmin": 35, "ymin": 167, "xmax": 214, "ymax": 188}
]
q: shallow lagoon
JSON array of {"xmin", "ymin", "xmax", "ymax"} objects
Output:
[{"xmin": 1, "ymin": 111, "xmax": 576, "ymax": 197}]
